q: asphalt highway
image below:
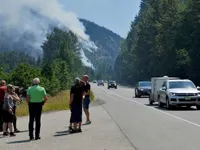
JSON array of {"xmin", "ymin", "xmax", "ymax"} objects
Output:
[{"xmin": 92, "ymin": 83, "xmax": 200, "ymax": 150}]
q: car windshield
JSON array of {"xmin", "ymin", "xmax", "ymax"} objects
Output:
[
  {"xmin": 139, "ymin": 82, "xmax": 151, "ymax": 87},
  {"xmin": 168, "ymin": 81, "xmax": 196, "ymax": 89},
  {"xmin": 109, "ymin": 81, "xmax": 116, "ymax": 84}
]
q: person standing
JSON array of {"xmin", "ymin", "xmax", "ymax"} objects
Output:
[
  {"xmin": 69, "ymin": 77, "xmax": 85, "ymax": 133},
  {"xmin": 26, "ymin": 78, "xmax": 48, "ymax": 140},
  {"xmin": 82, "ymin": 75, "xmax": 91, "ymax": 125},
  {"xmin": 0, "ymin": 80, "xmax": 7, "ymax": 132},
  {"xmin": 2, "ymin": 84, "xmax": 20, "ymax": 136}
]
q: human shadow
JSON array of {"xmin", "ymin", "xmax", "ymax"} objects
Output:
[
  {"xmin": 17, "ymin": 130, "xmax": 29, "ymax": 133},
  {"xmin": 54, "ymin": 130, "xmax": 70, "ymax": 137},
  {"xmin": 7, "ymin": 139, "xmax": 31, "ymax": 144}
]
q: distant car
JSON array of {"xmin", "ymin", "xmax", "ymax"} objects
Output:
[
  {"xmin": 97, "ymin": 80, "xmax": 104, "ymax": 86},
  {"xmin": 108, "ymin": 80, "xmax": 117, "ymax": 89},
  {"xmin": 135, "ymin": 81, "xmax": 151, "ymax": 98},
  {"xmin": 93, "ymin": 80, "xmax": 97, "ymax": 83}
]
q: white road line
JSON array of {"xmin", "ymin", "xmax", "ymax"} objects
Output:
[{"xmin": 101, "ymin": 88, "xmax": 200, "ymax": 128}]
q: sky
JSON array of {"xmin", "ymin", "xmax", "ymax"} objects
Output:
[{"xmin": 61, "ymin": 0, "xmax": 141, "ymax": 38}]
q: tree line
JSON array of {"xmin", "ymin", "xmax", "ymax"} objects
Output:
[
  {"xmin": 0, "ymin": 28, "xmax": 93, "ymax": 96},
  {"xmin": 114, "ymin": 0, "xmax": 200, "ymax": 85}
]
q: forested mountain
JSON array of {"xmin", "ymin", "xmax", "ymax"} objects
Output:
[
  {"xmin": 0, "ymin": 28, "xmax": 86, "ymax": 96},
  {"xmin": 80, "ymin": 19, "xmax": 123, "ymax": 68},
  {"xmin": 0, "ymin": 17, "xmax": 122, "ymax": 80},
  {"xmin": 114, "ymin": 0, "xmax": 200, "ymax": 85}
]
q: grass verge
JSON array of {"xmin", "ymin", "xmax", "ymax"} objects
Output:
[{"xmin": 16, "ymin": 90, "xmax": 95, "ymax": 117}]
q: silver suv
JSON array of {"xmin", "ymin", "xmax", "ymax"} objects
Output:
[{"xmin": 158, "ymin": 79, "xmax": 200, "ymax": 110}]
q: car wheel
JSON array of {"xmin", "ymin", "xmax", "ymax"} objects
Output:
[
  {"xmin": 166, "ymin": 97, "xmax": 172, "ymax": 110},
  {"xmin": 196, "ymin": 105, "xmax": 200, "ymax": 110},
  {"xmin": 158, "ymin": 96, "xmax": 164, "ymax": 108}
]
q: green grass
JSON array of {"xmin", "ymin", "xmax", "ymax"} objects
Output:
[{"xmin": 16, "ymin": 90, "xmax": 95, "ymax": 117}]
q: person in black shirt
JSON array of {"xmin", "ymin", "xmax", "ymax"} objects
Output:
[
  {"xmin": 69, "ymin": 77, "xmax": 85, "ymax": 133},
  {"xmin": 82, "ymin": 75, "xmax": 91, "ymax": 125}
]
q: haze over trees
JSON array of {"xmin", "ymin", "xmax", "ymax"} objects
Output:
[{"xmin": 114, "ymin": 0, "xmax": 200, "ymax": 85}]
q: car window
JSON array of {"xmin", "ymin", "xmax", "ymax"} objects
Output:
[
  {"xmin": 162, "ymin": 81, "xmax": 167, "ymax": 88},
  {"xmin": 139, "ymin": 82, "xmax": 151, "ymax": 87},
  {"xmin": 169, "ymin": 81, "xmax": 196, "ymax": 89}
]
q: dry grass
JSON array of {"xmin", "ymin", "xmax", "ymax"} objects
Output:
[{"xmin": 16, "ymin": 90, "xmax": 95, "ymax": 117}]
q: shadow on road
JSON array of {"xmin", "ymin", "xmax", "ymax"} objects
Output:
[
  {"xmin": 54, "ymin": 130, "xmax": 70, "ymax": 137},
  {"xmin": 18, "ymin": 130, "xmax": 29, "ymax": 133},
  {"xmin": 91, "ymin": 98, "xmax": 106, "ymax": 107},
  {"xmin": 145, "ymin": 104, "xmax": 197, "ymax": 111},
  {"xmin": 7, "ymin": 139, "xmax": 31, "ymax": 144}
]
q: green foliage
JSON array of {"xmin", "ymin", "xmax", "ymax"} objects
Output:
[
  {"xmin": 0, "ymin": 27, "xmax": 88, "ymax": 95},
  {"xmin": 9, "ymin": 64, "xmax": 41, "ymax": 88},
  {"xmin": 115, "ymin": 0, "xmax": 200, "ymax": 85}
]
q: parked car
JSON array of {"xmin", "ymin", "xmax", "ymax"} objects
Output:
[
  {"xmin": 97, "ymin": 80, "xmax": 104, "ymax": 86},
  {"xmin": 157, "ymin": 79, "xmax": 200, "ymax": 110},
  {"xmin": 108, "ymin": 80, "xmax": 117, "ymax": 89},
  {"xmin": 135, "ymin": 81, "xmax": 151, "ymax": 98}
]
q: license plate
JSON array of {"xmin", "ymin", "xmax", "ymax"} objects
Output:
[{"xmin": 185, "ymin": 96, "xmax": 191, "ymax": 100}]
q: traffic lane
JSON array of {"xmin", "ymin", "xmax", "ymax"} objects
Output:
[
  {"xmin": 92, "ymin": 85, "xmax": 200, "ymax": 150},
  {"xmin": 104, "ymin": 85, "xmax": 200, "ymax": 130}
]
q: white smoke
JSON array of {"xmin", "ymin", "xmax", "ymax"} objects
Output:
[{"xmin": 0, "ymin": 0, "xmax": 96, "ymax": 68}]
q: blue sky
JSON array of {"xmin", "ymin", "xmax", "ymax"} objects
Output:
[{"xmin": 62, "ymin": 0, "xmax": 141, "ymax": 38}]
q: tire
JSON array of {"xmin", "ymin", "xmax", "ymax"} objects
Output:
[
  {"xmin": 115, "ymin": 87, "xmax": 117, "ymax": 89},
  {"xmin": 166, "ymin": 97, "xmax": 172, "ymax": 110},
  {"xmin": 196, "ymin": 105, "xmax": 200, "ymax": 110},
  {"xmin": 158, "ymin": 96, "xmax": 164, "ymax": 108},
  {"xmin": 149, "ymin": 97, "xmax": 153, "ymax": 105}
]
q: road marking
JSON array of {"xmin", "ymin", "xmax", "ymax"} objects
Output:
[{"xmin": 101, "ymin": 88, "xmax": 200, "ymax": 128}]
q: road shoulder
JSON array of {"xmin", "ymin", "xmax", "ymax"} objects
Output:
[{"xmin": 0, "ymin": 105, "xmax": 135, "ymax": 150}]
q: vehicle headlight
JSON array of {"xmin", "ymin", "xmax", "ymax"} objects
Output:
[
  {"xmin": 197, "ymin": 93, "xmax": 200, "ymax": 96},
  {"xmin": 140, "ymin": 88, "xmax": 144, "ymax": 91},
  {"xmin": 169, "ymin": 92, "xmax": 176, "ymax": 96}
]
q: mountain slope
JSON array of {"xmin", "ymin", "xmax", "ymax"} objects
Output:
[{"xmin": 80, "ymin": 19, "xmax": 123, "ymax": 69}]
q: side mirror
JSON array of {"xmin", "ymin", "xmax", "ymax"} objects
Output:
[
  {"xmin": 162, "ymin": 87, "xmax": 166, "ymax": 91},
  {"xmin": 197, "ymin": 86, "xmax": 200, "ymax": 91}
]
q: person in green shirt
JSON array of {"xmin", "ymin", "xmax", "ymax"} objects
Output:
[{"xmin": 26, "ymin": 78, "xmax": 48, "ymax": 140}]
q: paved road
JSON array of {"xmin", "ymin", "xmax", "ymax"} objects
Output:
[
  {"xmin": 92, "ymin": 84, "xmax": 200, "ymax": 150},
  {"xmin": 0, "ymin": 96, "xmax": 134, "ymax": 150}
]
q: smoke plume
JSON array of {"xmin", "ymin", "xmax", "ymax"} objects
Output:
[{"xmin": 0, "ymin": 0, "xmax": 96, "ymax": 68}]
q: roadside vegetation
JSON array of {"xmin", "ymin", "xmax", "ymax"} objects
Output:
[
  {"xmin": 16, "ymin": 91, "xmax": 95, "ymax": 116},
  {"xmin": 115, "ymin": 0, "xmax": 200, "ymax": 85},
  {"xmin": 0, "ymin": 27, "xmax": 95, "ymax": 116}
]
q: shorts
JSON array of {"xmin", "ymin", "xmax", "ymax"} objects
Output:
[
  {"xmin": 2, "ymin": 110, "xmax": 14, "ymax": 123},
  {"xmin": 83, "ymin": 97, "xmax": 90, "ymax": 109}
]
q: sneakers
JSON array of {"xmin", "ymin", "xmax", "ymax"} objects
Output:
[
  {"xmin": 3, "ymin": 132, "xmax": 9, "ymax": 136},
  {"xmin": 14, "ymin": 129, "xmax": 20, "ymax": 133},
  {"xmin": 84, "ymin": 121, "xmax": 91, "ymax": 125},
  {"xmin": 10, "ymin": 132, "xmax": 16, "ymax": 137}
]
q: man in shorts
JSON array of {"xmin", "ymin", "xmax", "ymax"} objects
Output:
[{"xmin": 82, "ymin": 75, "xmax": 91, "ymax": 125}]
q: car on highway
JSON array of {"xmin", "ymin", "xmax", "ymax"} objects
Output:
[
  {"xmin": 157, "ymin": 79, "xmax": 200, "ymax": 110},
  {"xmin": 135, "ymin": 81, "xmax": 151, "ymax": 97},
  {"xmin": 93, "ymin": 80, "xmax": 97, "ymax": 83},
  {"xmin": 97, "ymin": 80, "xmax": 104, "ymax": 86},
  {"xmin": 108, "ymin": 80, "xmax": 117, "ymax": 89}
]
